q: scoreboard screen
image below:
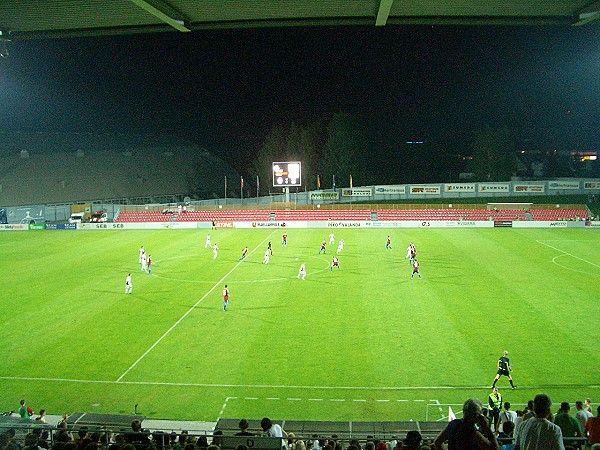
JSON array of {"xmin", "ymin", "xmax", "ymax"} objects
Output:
[{"xmin": 272, "ymin": 162, "xmax": 301, "ymax": 187}]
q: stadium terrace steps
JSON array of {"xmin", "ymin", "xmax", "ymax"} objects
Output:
[{"xmin": 115, "ymin": 208, "xmax": 586, "ymax": 223}]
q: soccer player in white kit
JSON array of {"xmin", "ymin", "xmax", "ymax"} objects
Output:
[
  {"xmin": 213, "ymin": 243, "xmax": 219, "ymax": 260},
  {"xmin": 139, "ymin": 245, "xmax": 145, "ymax": 264},
  {"xmin": 329, "ymin": 233, "xmax": 335, "ymax": 245},
  {"xmin": 125, "ymin": 273, "xmax": 132, "ymax": 294},
  {"xmin": 205, "ymin": 234, "xmax": 211, "ymax": 248},
  {"xmin": 141, "ymin": 252, "xmax": 147, "ymax": 272},
  {"xmin": 262, "ymin": 248, "xmax": 270, "ymax": 264},
  {"xmin": 337, "ymin": 239, "xmax": 344, "ymax": 254},
  {"xmin": 297, "ymin": 263, "xmax": 306, "ymax": 280}
]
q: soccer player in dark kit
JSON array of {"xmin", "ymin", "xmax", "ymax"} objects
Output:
[{"xmin": 492, "ymin": 351, "xmax": 516, "ymax": 389}]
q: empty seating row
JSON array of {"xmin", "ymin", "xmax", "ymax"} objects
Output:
[
  {"xmin": 116, "ymin": 208, "xmax": 585, "ymax": 223},
  {"xmin": 529, "ymin": 209, "xmax": 587, "ymax": 221}
]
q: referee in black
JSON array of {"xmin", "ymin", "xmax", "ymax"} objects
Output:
[{"xmin": 492, "ymin": 350, "xmax": 516, "ymax": 389}]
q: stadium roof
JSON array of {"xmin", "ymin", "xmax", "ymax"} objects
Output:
[{"xmin": 1, "ymin": 0, "xmax": 599, "ymax": 41}]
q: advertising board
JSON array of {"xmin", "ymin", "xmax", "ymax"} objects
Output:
[
  {"xmin": 548, "ymin": 181, "xmax": 580, "ymax": 190},
  {"xmin": 310, "ymin": 192, "xmax": 339, "ymax": 200},
  {"xmin": 341, "ymin": 188, "xmax": 372, "ymax": 197},
  {"xmin": 374, "ymin": 185, "xmax": 406, "ymax": 195},
  {"xmin": 410, "ymin": 185, "xmax": 440, "ymax": 195},
  {"xmin": 478, "ymin": 183, "xmax": 510, "ymax": 193},
  {"xmin": 444, "ymin": 183, "xmax": 475, "ymax": 192},
  {"xmin": 513, "ymin": 184, "xmax": 545, "ymax": 193}
]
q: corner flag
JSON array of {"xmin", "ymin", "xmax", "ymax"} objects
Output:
[{"xmin": 448, "ymin": 406, "xmax": 456, "ymax": 422}]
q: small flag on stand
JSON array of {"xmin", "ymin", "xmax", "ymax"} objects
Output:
[
  {"xmin": 350, "ymin": 174, "xmax": 353, "ymax": 188},
  {"xmin": 256, "ymin": 175, "xmax": 260, "ymax": 197},
  {"xmin": 317, "ymin": 174, "xmax": 321, "ymax": 190}
]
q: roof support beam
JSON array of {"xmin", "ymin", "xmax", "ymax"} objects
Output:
[
  {"xmin": 128, "ymin": 0, "xmax": 191, "ymax": 32},
  {"xmin": 573, "ymin": 0, "xmax": 600, "ymax": 25},
  {"xmin": 375, "ymin": 0, "xmax": 395, "ymax": 26}
]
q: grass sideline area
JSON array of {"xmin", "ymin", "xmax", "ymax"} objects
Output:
[{"xmin": 0, "ymin": 228, "xmax": 598, "ymax": 423}]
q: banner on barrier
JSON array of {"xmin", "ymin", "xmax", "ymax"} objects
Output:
[
  {"xmin": 514, "ymin": 184, "xmax": 545, "ymax": 193},
  {"xmin": 252, "ymin": 222, "xmax": 284, "ymax": 228},
  {"xmin": 46, "ymin": 223, "xmax": 78, "ymax": 230},
  {"xmin": 327, "ymin": 221, "xmax": 363, "ymax": 228},
  {"xmin": 494, "ymin": 221, "xmax": 513, "ymax": 227},
  {"xmin": 310, "ymin": 192, "xmax": 339, "ymax": 200},
  {"xmin": 0, "ymin": 224, "xmax": 28, "ymax": 231},
  {"xmin": 341, "ymin": 188, "xmax": 372, "ymax": 197},
  {"xmin": 478, "ymin": 183, "xmax": 510, "ymax": 193},
  {"xmin": 548, "ymin": 181, "xmax": 579, "ymax": 190},
  {"xmin": 444, "ymin": 183, "xmax": 475, "ymax": 192},
  {"xmin": 374, "ymin": 185, "xmax": 406, "ymax": 195},
  {"xmin": 584, "ymin": 181, "xmax": 600, "ymax": 190},
  {"xmin": 410, "ymin": 185, "xmax": 440, "ymax": 195}
]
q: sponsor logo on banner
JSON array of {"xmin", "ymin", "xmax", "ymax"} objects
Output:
[
  {"xmin": 548, "ymin": 181, "xmax": 579, "ymax": 190},
  {"xmin": 45, "ymin": 223, "xmax": 77, "ymax": 230},
  {"xmin": 310, "ymin": 192, "xmax": 339, "ymax": 200},
  {"xmin": 0, "ymin": 224, "xmax": 28, "ymax": 231},
  {"xmin": 410, "ymin": 186, "xmax": 440, "ymax": 195},
  {"xmin": 444, "ymin": 183, "xmax": 475, "ymax": 192},
  {"xmin": 29, "ymin": 224, "xmax": 45, "ymax": 230},
  {"xmin": 252, "ymin": 222, "xmax": 282, "ymax": 228},
  {"xmin": 341, "ymin": 188, "xmax": 372, "ymax": 197},
  {"xmin": 584, "ymin": 182, "xmax": 600, "ymax": 189},
  {"xmin": 549, "ymin": 221, "xmax": 568, "ymax": 227},
  {"xmin": 494, "ymin": 221, "xmax": 513, "ymax": 228},
  {"xmin": 478, "ymin": 183, "xmax": 509, "ymax": 192},
  {"xmin": 586, "ymin": 221, "xmax": 600, "ymax": 227},
  {"xmin": 327, "ymin": 222, "xmax": 362, "ymax": 228},
  {"xmin": 374, "ymin": 185, "xmax": 406, "ymax": 194},
  {"xmin": 215, "ymin": 222, "xmax": 234, "ymax": 228},
  {"xmin": 457, "ymin": 221, "xmax": 477, "ymax": 226},
  {"xmin": 514, "ymin": 184, "xmax": 545, "ymax": 193}
]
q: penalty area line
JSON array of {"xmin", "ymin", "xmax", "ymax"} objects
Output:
[
  {"xmin": 116, "ymin": 230, "xmax": 278, "ymax": 383},
  {"xmin": 536, "ymin": 240, "xmax": 600, "ymax": 268}
]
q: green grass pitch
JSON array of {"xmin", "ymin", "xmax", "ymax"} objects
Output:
[{"xmin": 0, "ymin": 227, "xmax": 598, "ymax": 422}]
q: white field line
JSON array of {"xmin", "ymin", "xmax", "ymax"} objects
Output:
[
  {"xmin": 551, "ymin": 255, "xmax": 599, "ymax": 275},
  {"xmin": 536, "ymin": 240, "xmax": 600, "ymax": 268},
  {"xmin": 116, "ymin": 231, "xmax": 277, "ymax": 382},
  {"xmin": 1, "ymin": 376, "xmax": 597, "ymax": 390}
]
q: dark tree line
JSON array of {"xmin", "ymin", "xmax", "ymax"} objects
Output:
[{"xmin": 248, "ymin": 113, "xmax": 520, "ymax": 195}]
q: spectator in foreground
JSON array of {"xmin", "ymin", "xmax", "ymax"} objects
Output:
[
  {"xmin": 586, "ymin": 405, "xmax": 600, "ymax": 446},
  {"xmin": 434, "ymin": 398, "xmax": 500, "ymax": 450},
  {"xmin": 499, "ymin": 402, "xmax": 517, "ymax": 433},
  {"xmin": 553, "ymin": 402, "xmax": 582, "ymax": 447},
  {"xmin": 260, "ymin": 417, "xmax": 287, "ymax": 449},
  {"xmin": 574, "ymin": 401, "xmax": 592, "ymax": 433},
  {"xmin": 123, "ymin": 420, "xmax": 150, "ymax": 450},
  {"xmin": 498, "ymin": 422, "xmax": 515, "ymax": 450},
  {"xmin": 403, "ymin": 431, "xmax": 422, "ymax": 450},
  {"xmin": 235, "ymin": 419, "xmax": 255, "ymax": 436},
  {"xmin": 514, "ymin": 393, "xmax": 564, "ymax": 450}
]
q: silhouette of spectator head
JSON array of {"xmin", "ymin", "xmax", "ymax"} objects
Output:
[{"xmin": 533, "ymin": 394, "xmax": 552, "ymax": 418}]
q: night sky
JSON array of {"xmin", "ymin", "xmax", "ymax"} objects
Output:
[{"xmin": 1, "ymin": 25, "xmax": 599, "ymax": 170}]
